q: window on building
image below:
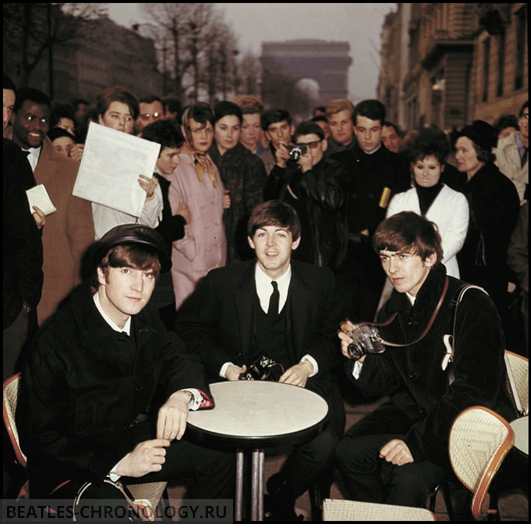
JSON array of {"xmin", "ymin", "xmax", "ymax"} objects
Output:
[
  {"xmin": 514, "ymin": 7, "xmax": 526, "ymax": 90},
  {"xmin": 496, "ymin": 31, "xmax": 505, "ymax": 97},
  {"xmin": 482, "ymin": 37, "xmax": 490, "ymax": 102}
]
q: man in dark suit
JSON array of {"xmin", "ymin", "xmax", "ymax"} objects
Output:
[
  {"xmin": 17, "ymin": 224, "xmax": 234, "ymax": 513},
  {"xmin": 332, "ymin": 99, "xmax": 411, "ymax": 323},
  {"xmin": 176, "ymin": 200, "xmax": 346, "ymax": 520}
]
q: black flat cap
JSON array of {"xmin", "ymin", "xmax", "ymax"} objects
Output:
[{"xmin": 96, "ymin": 224, "xmax": 172, "ymax": 272}]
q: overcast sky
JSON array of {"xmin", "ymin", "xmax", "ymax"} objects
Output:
[{"xmin": 107, "ymin": 3, "xmax": 397, "ymax": 103}]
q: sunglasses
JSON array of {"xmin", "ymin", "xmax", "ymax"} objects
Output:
[{"xmin": 296, "ymin": 140, "xmax": 321, "ymax": 149}]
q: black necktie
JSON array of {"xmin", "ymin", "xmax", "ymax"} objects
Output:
[
  {"xmin": 522, "ymin": 148, "xmax": 528, "ymax": 168},
  {"xmin": 267, "ymin": 281, "xmax": 279, "ymax": 319}
]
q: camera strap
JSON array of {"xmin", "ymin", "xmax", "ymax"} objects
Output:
[{"xmin": 361, "ymin": 276, "xmax": 449, "ymax": 348}]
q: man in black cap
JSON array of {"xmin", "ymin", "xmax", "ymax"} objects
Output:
[{"xmin": 17, "ymin": 224, "xmax": 235, "ymax": 513}]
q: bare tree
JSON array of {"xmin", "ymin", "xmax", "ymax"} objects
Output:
[
  {"xmin": 3, "ymin": 3, "xmax": 106, "ymax": 99},
  {"xmin": 141, "ymin": 3, "xmax": 241, "ymax": 104}
]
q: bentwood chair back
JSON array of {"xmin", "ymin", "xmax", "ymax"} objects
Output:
[
  {"xmin": 449, "ymin": 406, "xmax": 515, "ymax": 520},
  {"xmin": 504, "ymin": 350, "xmax": 529, "ymax": 417},
  {"xmin": 322, "ymin": 498, "xmax": 436, "ymax": 520},
  {"xmin": 2, "ymin": 373, "xmax": 167, "ymax": 522}
]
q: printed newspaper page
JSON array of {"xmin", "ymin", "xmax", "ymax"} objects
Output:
[{"xmin": 73, "ymin": 122, "xmax": 161, "ymax": 217}]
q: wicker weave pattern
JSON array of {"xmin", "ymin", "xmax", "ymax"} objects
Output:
[
  {"xmin": 127, "ymin": 482, "xmax": 167, "ymax": 521},
  {"xmin": 3, "ymin": 374, "xmax": 27, "ymax": 466},
  {"xmin": 449, "ymin": 406, "xmax": 515, "ymax": 520},
  {"xmin": 322, "ymin": 498, "xmax": 436, "ymax": 521},
  {"xmin": 505, "ymin": 351, "xmax": 529, "ymax": 416}
]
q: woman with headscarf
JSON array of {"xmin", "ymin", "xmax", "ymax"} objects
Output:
[
  {"xmin": 454, "ymin": 120, "xmax": 520, "ymax": 335},
  {"xmin": 163, "ymin": 102, "xmax": 229, "ymax": 310}
]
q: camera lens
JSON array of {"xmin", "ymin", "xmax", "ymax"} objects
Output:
[{"xmin": 347, "ymin": 342, "xmax": 366, "ymax": 360}]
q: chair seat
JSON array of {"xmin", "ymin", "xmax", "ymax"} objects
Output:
[{"xmin": 322, "ymin": 498, "xmax": 436, "ymax": 521}]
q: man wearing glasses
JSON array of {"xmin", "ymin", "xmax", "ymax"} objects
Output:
[
  {"xmin": 264, "ymin": 121, "xmax": 349, "ymax": 272},
  {"xmin": 135, "ymin": 95, "xmax": 164, "ymax": 135}
]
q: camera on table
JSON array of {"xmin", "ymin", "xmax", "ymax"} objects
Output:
[
  {"xmin": 288, "ymin": 144, "xmax": 308, "ymax": 162},
  {"xmin": 239, "ymin": 353, "xmax": 284, "ymax": 381}
]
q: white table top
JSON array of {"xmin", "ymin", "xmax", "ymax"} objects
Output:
[
  {"xmin": 187, "ymin": 381, "xmax": 329, "ymax": 447},
  {"xmin": 510, "ymin": 416, "xmax": 528, "ymax": 456}
]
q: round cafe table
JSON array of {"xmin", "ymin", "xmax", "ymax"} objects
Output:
[{"xmin": 187, "ymin": 380, "xmax": 329, "ymax": 521}]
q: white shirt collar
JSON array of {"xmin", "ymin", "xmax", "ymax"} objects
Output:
[
  {"xmin": 22, "ymin": 146, "xmax": 41, "ymax": 172},
  {"xmin": 254, "ymin": 264, "xmax": 292, "ymax": 314},
  {"xmin": 93, "ymin": 292, "xmax": 132, "ymax": 335}
]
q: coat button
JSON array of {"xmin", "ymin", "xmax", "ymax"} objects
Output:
[{"xmin": 409, "ymin": 371, "xmax": 418, "ymax": 380}]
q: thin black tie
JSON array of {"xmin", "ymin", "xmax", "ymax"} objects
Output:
[
  {"xmin": 522, "ymin": 147, "xmax": 528, "ymax": 168},
  {"xmin": 267, "ymin": 281, "xmax": 280, "ymax": 319}
]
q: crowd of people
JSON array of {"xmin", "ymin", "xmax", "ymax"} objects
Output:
[{"xmin": 3, "ymin": 68, "xmax": 528, "ymax": 519}]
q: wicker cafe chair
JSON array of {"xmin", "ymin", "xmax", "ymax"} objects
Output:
[
  {"xmin": 449, "ymin": 406, "xmax": 515, "ymax": 521},
  {"xmin": 322, "ymin": 498, "xmax": 436, "ymax": 521},
  {"xmin": 2, "ymin": 373, "xmax": 167, "ymax": 522},
  {"xmin": 504, "ymin": 350, "xmax": 529, "ymax": 417}
]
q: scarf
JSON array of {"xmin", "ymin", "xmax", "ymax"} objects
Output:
[{"xmin": 181, "ymin": 142, "xmax": 218, "ymax": 189}]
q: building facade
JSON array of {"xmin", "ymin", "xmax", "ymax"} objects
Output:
[{"xmin": 377, "ymin": 3, "xmax": 528, "ymax": 133}]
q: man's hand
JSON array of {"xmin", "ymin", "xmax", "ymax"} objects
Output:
[
  {"xmin": 298, "ymin": 149, "xmax": 313, "ymax": 173},
  {"xmin": 138, "ymin": 174, "xmax": 159, "ymax": 198},
  {"xmin": 379, "ymin": 439, "xmax": 414, "ymax": 466},
  {"xmin": 338, "ymin": 319, "xmax": 366, "ymax": 362},
  {"xmin": 279, "ymin": 361, "xmax": 312, "ymax": 387},
  {"xmin": 274, "ymin": 143, "xmax": 290, "ymax": 168},
  {"xmin": 115, "ymin": 439, "xmax": 170, "ymax": 477},
  {"xmin": 32, "ymin": 206, "xmax": 46, "ymax": 229},
  {"xmin": 156, "ymin": 391, "xmax": 190, "ymax": 441},
  {"xmin": 226, "ymin": 364, "xmax": 246, "ymax": 381}
]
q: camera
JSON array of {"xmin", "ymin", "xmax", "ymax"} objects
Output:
[
  {"xmin": 239, "ymin": 353, "xmax": 284, "ymax": 381},
  {"xmin": 288, "ymin": 144, "xmax": 308, "ymax": 162},
  {"xmin": 346, "ymin": 325, "xmax": 385, "ymax": 360}
]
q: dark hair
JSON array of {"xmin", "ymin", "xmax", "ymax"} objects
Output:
[
  {"xmin": 95, "ymin": 86, "xmax": 139, "ymax": 121},
  {"xmin": 373, "ymin": 211, "xmax": 443, "ymax": 264},
  {"xmin": 13, "ymin": 88, "xmax": 51, "ymax": 113},
  {"xmin": 47, "ymin": 127, "xmax": 75, "ymax": 142},
  {"xmin": 50, "ymin": 101, "xmax": 76, "ymax": 129},
  {"xmin": 292, "ymin": 121, "xmax": 325, "ymax": 142},
  {"xmin": 493, "ymin": 114, "xmax": 519, "ymax": 137},
  {"xmin": 311, "ymin": 115, "xmax": 327, "ymax": 124},
  {"xmin": 247, "ymin": 200, "xmax": 301, "ymax": 242},
  {"xmin": 141, "ymin": 119, "xmax": 185, "ymax": 152},
  {"xmin": 139, "ymin": 94, "xmax": 163, "ymax": 105},
  {"xmin": 3, "ymin": 72, "xmax": 16, "ymax": 91},
  {"xmin": 98, "ymin": 244, "xmax": 161, "ymax": 283},
  {"xmin": 162, "ymin": 95, "xmax": 182, "ymax": 123},
  {"xmin": 261, "ymin": 108, "xmax": 292, "ymax": 132},
  {"xmin": 405, "ymin": 126, "xmax": 450, "ymax": 165},
  {"xmin": 354, "ymin": 99, "xmax": 386, "ymax": 125},
  {"xmin": 519, "ymin": 101, "xmax": 529, "ymax": 118},
  {"xmin": 181, "ymin": 102, "xmax": 215, "ymax": 130},
  {"xmin": 382, "ymin": 121, "xmax": 401, "ymax": 137},
  {"xmin": 213, "ymin": 101, "xmax": 243, "ymax": 125}
]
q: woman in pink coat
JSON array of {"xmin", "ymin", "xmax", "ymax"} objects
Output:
[{"xmin": 164, "ymin": 102, "xmax": 229, "ymax": 310}]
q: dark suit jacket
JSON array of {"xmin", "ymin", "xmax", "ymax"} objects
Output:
[
  {"xmin": 176, "ymin": 259, "xmax": 345, "ymax": 400},
  {"xmin": 18, "ymin": 283, "xmax": 213, "ymax": 492}
]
